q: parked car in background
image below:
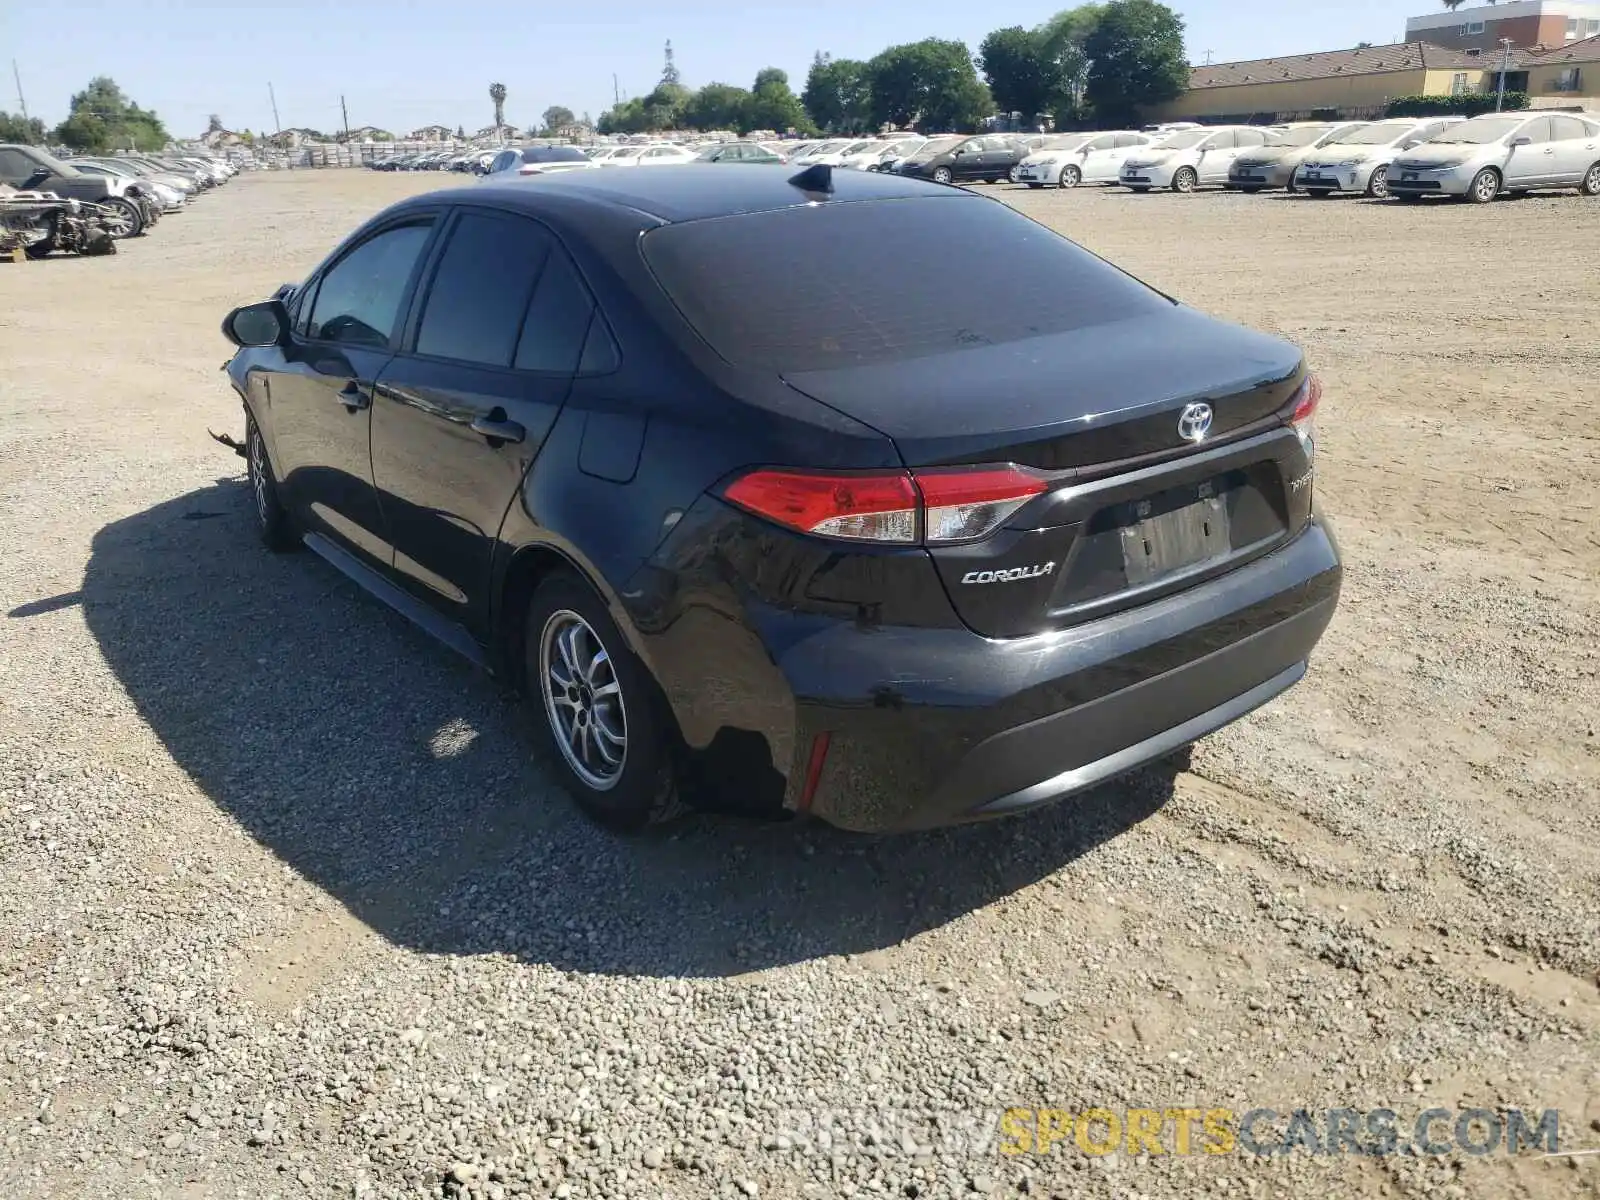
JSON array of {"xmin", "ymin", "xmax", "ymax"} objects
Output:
[
  {"xmin": 218, "ymin": 165, "xmax": 1339, "ymax": 834},
  {"xmin": 1295, "ymin": 117, "xmax": 1464, "ymax": 199},
  {"xmin": 65, "ymin": 159, "xmax": 183, "ymax": 215},
  {"xmin": 1388, "ymin": 112, "xmax": 1600, "ymax": 202},
  {"xmin": 1119, "ymin": 127, "xmax": 1282, "ymax": 193},
  {"xmin": 1019, "ymin": 131, "xmax": 1153, "ymax": 188},
  {"xmin": 693, "ymin": 141, "xmax": 784, "ymax": 164},
  {"xmin": 1226, "ymin": 122, "xmax": 1368, "ymax": 193},
  {"xmin": 850, "ymin": 137, "xmax": 925, "ymax": 172},
  {"xmin": 483, "ymin": 146, "xmax": 599, "ymax": 180},
  {"xmin": 898, "ymin": 134, "xmax": 1026, "ymax": 185},
  {"xmin": 0, "ymin": 144, "xmax": 151, "ymax": 237},
  {"xmin": 603, "ymin": 144, "xmax": 697, "ymax": 167}
]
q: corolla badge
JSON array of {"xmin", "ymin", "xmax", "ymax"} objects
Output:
[
  {"xmin": 961, "ymin": 563, "xmax": 1055, "ymax": 585},
  {"xmin": 1177, "ymin": 402, "xmax": 1214, "ymax": 443}
]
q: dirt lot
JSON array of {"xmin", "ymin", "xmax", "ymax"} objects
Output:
[{"xmin": 1, "ymin": 169, "xmax": 1597, "ymax": 1200}]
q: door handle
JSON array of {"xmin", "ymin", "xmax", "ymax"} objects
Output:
[
  {"xmin": 471, "ymin": 412, "xmax": 525, "ymax": 444},
  {"xmin": 337, "ymin": 381, "xmax": 369, "ymax": 412}
]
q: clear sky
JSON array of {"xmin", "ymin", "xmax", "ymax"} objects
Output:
[{"xmin": 9, "ymin": 0, "xmax": 1430, "ymax": 137}]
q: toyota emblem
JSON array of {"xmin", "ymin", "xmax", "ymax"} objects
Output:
[{"xmin": 1177, "ymin": 402, "xmax": 1214, "ymax": 443}]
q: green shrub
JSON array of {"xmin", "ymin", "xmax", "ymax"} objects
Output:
[{"xmin": 1385, "ymin": 92, "xmax": 1529, "ymax": 118}]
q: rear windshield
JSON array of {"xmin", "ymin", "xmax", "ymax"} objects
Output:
[
  {"xmin": 642, "ymin": 196, "xmax": 1170, "ymax": 372},
  {"xmin": 523, "ymin": 146, "xmax": 587, "ymax": 163}
]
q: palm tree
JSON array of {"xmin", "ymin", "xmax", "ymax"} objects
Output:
[
  {"xmin": 1440, "ymin": 0, "xmax": 1468, "ymax": 10},
  {"xmin": 489, "ymin": 82, "xmax": 507, "ymax": 131}
]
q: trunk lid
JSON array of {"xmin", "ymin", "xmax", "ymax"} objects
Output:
[{"xmin": 782, "ymin": 308, "xmax": 1312, "ymax": 638}]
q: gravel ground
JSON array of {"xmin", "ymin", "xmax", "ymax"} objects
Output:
[{"xmin": 1, "ymin": 170, "xmax": 1597, "ymax": 1200}]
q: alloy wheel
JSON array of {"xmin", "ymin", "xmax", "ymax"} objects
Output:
[
  {"xmin": 1007, "ymin": 165, "xmax": 1021, "ymax": 184},
  {"xmin": 932, "ymin": 166, "xmax": 953, "ymax": 185},
  {"xmin": 1583, "ymin": 163, "xmax": 1600, "ymax": 195},
  {"xmin": 1059, "ymin": 165, "xmax": 1081, "ymax": 189},
  {"xmin": 540, "ymin": 609, "xmax": 627, "ymax": 790},
  {"xmin": 248, "ymin": 426, "xmax": 269, "ymax": 528},
  {"xmin": 1173, "ymin": 167, "xmax": 1197, "ymax": 193},
  {"xmin": 1472, "ymin": 169, "xmax": 1500, "ymax": 203},
  {"xmin": 1367, "ymin": 166, "xmax": 1389, "ymax": 199},
  {"xmin": 99, "ymin": 198, "xmax": 139, "ymax": 238}
]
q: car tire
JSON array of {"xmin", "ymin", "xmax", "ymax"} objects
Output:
[
  {"xmin": 1365, "ymin": 165, "xmax": 1390, "ymax": 199},
  {"xmin": 1467, "ymin": 167, "xmax": 1500, "ymax": 204},
  {"xmin": 1306, "ymin": 189, "xmax": 1333, "ymax": 198},
  {"xmin": 931, "ymin": 166, "xmax": 953, "ymax": 185},
  {"xmin": 1026, "ymin": 182, "xmax": 1043, "ymax": 189},
  {"xmin": 1582, "ymin": 161, "xmax": 1600, "ymax": 196},
  {"xmin": 1397, "ymin": 194, "xmax": 1423, "ymax": 203},
  {"xmin": 983, "ymin": 176, "xmax": 999, "ymax": 184},
  {"xmin": 1171, "ymin": 167, "xmax": 1198, "ymax": 193},
  {"xmin": 525, "ymin": 574, "xmax": 684, "ymax": 832},
  {"xmin": 1007, "ymin": 165, "xmax": 1021, "ymax": 184},
  {"xmin": 1058, "ymin": 164, "xmax": 1082, "ymax": 189},
  {"xmin": 1130, "ymin": 186, "xmax": 1150, "ymax": 194},
  {"xmin": 98, "ymin": 196, "xmax": 145, "ymax": 239},
  {"xmin": 245, "ymin": 411, "xmax": 298, "ymax": 553}
]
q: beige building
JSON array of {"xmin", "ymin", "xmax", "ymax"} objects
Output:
[{"xmin": 1147, "ymin": 37, "xmax": 1600, "ymax": 123}]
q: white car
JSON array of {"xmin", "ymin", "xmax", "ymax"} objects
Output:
[
  {"xmin": 789, "ymin": 139, "xmax": 855, "ymax": 167},
  {"xmin": 602, "ymin": 144, "xmax": 697, "ymax": 167},
  {"xmin": 837, "ymin": 139, "xmax": 898, "ymax": 170},
  {"xmin": 1118, "ymin": 126, "xmax": 1281, "ymax": 193},
  {"xmin": 1225, "ymin": 121, "xmax": 1368, "ymax": 192},
  {"xmin": 1388, "ymin": 112, "xmax": 1600, "ymax": 203},
  {"xmin": 1295, "ymin": 117, "xmax": 1464, "ymax": 199},
  {"xmin": 846, "ymin": 137, "xmax": 925, "ymax": 171},
  {"xmin": 481, "ymin": 146, "xmax": 600, "ymax": 180},
  {"xmin": 1018, "ymin": 131, "xmax": 1153, "ymax": 188}
]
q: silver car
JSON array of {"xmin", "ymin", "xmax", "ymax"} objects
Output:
[
  {"xmin": 1388, "ymin": 112, "xmax": 1600, "ymax": 203},
  {"xmin": 1226, "ymin": 122, "xmax": 1367, "ymax": 193},
  {"xmin": 1295, "ymin": 118, "xmax": 1464, "ymax": 199}
]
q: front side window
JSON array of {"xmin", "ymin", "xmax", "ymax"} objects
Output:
[
  {"xmin": 306, "ymin": 222, "xmax": 433, "ymax": 347},
  {"xmin": 415, "ymin": 211, "xmax": 552, "ymax": 367}
]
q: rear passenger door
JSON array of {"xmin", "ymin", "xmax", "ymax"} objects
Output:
[
  {"xmin": 1549, "ymin": 115, "xmax": 1599, "ymax": 183},
  {"xmin": 367, "ymin": 206, "xmax": 601, "ymax": 627}
]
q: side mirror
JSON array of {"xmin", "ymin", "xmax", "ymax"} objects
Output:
[
  {"xmin": 1400, "ymin": 140, "xmax": 1419, "ymax": 150},
  {"xmin": 1510, "ymin": 135, "xmax": 1533, "ymax": 147},
  {"xmin": 222, "ymin": 299, "xmax": 290, "ymax": 348}
]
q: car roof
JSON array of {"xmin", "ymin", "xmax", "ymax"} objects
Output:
[{"xmin": 467, "ymin": 162, "xmax": 948, "ymax": 222}]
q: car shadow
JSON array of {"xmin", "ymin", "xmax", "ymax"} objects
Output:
[{"xmin": 69, "ymin": 479, "xmax": 1176, "ymax": 978}]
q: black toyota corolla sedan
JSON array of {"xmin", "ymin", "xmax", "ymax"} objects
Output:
[{"xmin": 220, "ymin": 163, "xmax": 1341, "ymax": 833}]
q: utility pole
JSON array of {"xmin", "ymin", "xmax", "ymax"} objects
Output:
[
  {"xmin": 613, "ymin": 74, "xmax": 620, "ymax": 105},
  {"xmin": 340, "ymin": 94, "xmax": 351, "ymax": 141},
  {"xmin": 1202, "ymin": 49, "xmax": 1215, "ymax": 66},
  {"xmin": 268, "ymin": 81, "xmax": 282, "ymax": 133},
  {"xmin": 11, "ymin": 59, "xmax": 27, "ymax": 120},
  {"xmin": 1495, "ymin": 38, "xmax": 1514, "ymax": 111}
]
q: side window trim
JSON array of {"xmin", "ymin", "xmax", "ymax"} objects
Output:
[{"xmin": 299, "ymin": 212, "xmax": 441, "ymax": 349}]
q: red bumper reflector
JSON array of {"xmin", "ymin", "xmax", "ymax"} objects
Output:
[{"xmin": 798, "ymin": 732, "xmax": 832, "ymax": 812}]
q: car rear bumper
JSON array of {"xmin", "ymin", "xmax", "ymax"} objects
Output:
[{"xmin": 783, "ymin": 515, "xmax": 1341, "ymax": 831}]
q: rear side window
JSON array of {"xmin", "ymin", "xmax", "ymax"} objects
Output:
[
  {"xmin": 307, "ymin": 222, "xmax": 433, "ymax": 347},
  {"xmin": 643, "ymin": 195, "xmax": 1170, "ymax": 373},
  {"xmin": 514, "ymin": 247, "xmax": 595, "ymax": 374},
  {"xmin": 415, "ymin": 210, "xmax": 552, "ymax": 366}
]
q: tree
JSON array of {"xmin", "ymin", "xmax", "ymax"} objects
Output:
[
  {"xmin": 489, "ymin": 82, "xmax": 507, "ymax": 128},
  {"xmin": 1082, "ymin": 0, "xmax": 1189, "ymax": 124},
  {"xmin": 1038, "ymin": 4, "xmax": 1104, "ymax": 119},
  {"xmin": 867, "ymin": 39, "xmax": 994, "ymax": 132},
  {"xmin": 0, "ymin": 110, "xmax": 46, "ymax": 144},
  {"xmin": 978, "ymin": 27, "xmax": 1056, "ymax": 121},
  {"xmin": 542, "ymin": 105, "xmax": 576, "ymax": 133},
  {"xmin": 456, "ymin": 124, "xmax": 467, "ymax": 139},
  {"xmin": 207, "ymin": 113, "xmax": 224, "ymax": 133},
  {"xmin": 744, "ymin": 67, "xmax": 812, "ymax": 134},
  {"xmin": 1441, "ymin": 0, "xmax": 1467, "ymax": 9},
  {"xmin": 52, "ymin": 77, "xmax": 169, "ymax": 151},
  {"xmin": 802, "ymin": 54, "xmax": 873, "ymax": 133},
  {"xmin": 682, "ymin": 83, "xmax": 751, "ymax": 131}
]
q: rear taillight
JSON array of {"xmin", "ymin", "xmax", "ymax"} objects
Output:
[
  {"xmin": 517, "ymin": 164, "xmax": 539, "ymax": 175},
  {"xmin": 722, "ymin": 464, "xmax": 1046, "ymax": 546},
  {"xmin": 1286, "ymin": 373, "xmax": 1322, "ymax": 459}
]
